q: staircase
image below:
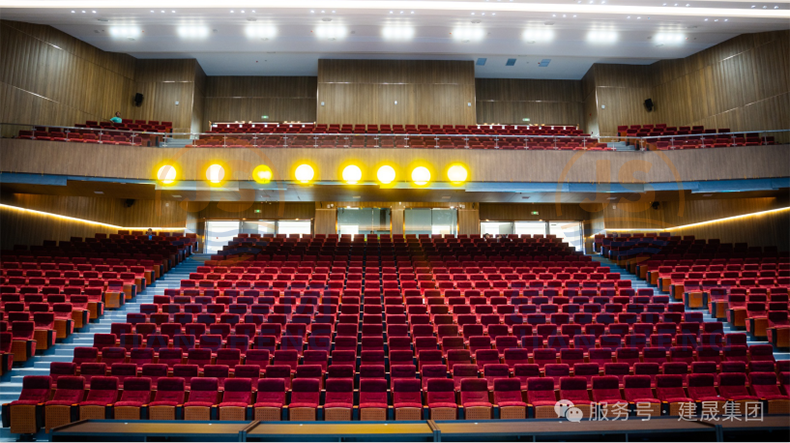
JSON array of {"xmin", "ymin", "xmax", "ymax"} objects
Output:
[
  {"xmin": 592, "ymin": 255, "xmax": 789, "ymax": 361},
  {"xmin": 0, "ymin": 256, "xmax": 203, "ymax": 440}
]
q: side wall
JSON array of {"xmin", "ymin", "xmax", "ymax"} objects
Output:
[
  {"xmin": 131, "ymin": 59, "xmax": 202, "ymax": 133},
  {"xmin": 475, "ymin": 79, "xmax": 584, "ymax": 127},
  {"xmin": 202, "ymin": 76, "xmax": 317, "ymax": 128},
  {"xmin": 0, "ymin": 193, "xmax": 189, "ymax": 248},
  {"xmin": 598, "ymin": 196, "xmax": 790, "ymax": 249},
  {"xmin": 317, "ymin": 60, "xmax": 476, "ymax": 125},
  {"xmin": 0, "ymin": 20, "xmax": 136, "ymax": 130}
]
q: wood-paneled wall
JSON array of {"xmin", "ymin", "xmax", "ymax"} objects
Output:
[
  {"xmin": 317, "ymin": 60, "xmax": 476, "ymax": 125},
  {"xmin": 203, "ymin": 76, "xmax": 317, "ymax": 128},
  {"xmin": 131, "ymin": 59, "xmax": 202, "ymax": 133},
  {"xmin": 600, "ymin": 196, "xmax": 790, "ymax": 249},
  {"xmin": 651, "ymin": 30, "xmax": 790, "ymax": 136},
  {"xmin": 0, "ymin": 193, "xmax": 189, "ymax": 247},
  {"xmin": 191, "ymin": 63, "xmax": 207, "ymax": 134},
  {"xmin": 196, "ymin": 202, "xmax": 315, "ymax": 221},
  {"xmin": 587, "ymin": 64, "xmax": 656, "ymax": 137},
  {"xmin": 0, "ymin": 20, "xmax": 136, "ymax": 132},
  {"xmin": 475, "ymin": 79, "xmax": 584, "ymax": 126},
  {"xmin": 314, "ymin": 209, "xmax": 337, "ymax": 235}
]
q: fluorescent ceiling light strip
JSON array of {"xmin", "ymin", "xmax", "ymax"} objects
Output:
[
  {"xmin": 0, "ymin": 204, "xmax": 186, "ymax": 231},
  {"xmin": 6, "ymin": 1, "xmax": 789, "ymax": 19},
  {"xmin": 603, "ymin": 206, "xmax": 790, "ymax": 232}
]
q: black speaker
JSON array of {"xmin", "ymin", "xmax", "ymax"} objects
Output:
[
  {"xmin": 644, "ymin": 98, "xmax": 654, "ymax": 112},
  {"xmin": 651, "ymin": 201, "xmax": 660, "ymax": 210},
  {"xmin": 134, "ymin": 93, "xmax": 144, "ymax": 107},
  {"xmin": 125, "ymin": 199, "xmax": 136, "ymax": 208}
]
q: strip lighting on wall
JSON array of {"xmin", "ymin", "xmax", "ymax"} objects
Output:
[
  {"xmin": 0, "ymin": 204, "xmax": 187, "ymax": 231},
  {"xmin": 603, "ymin": 206, "xmax": 790, "ymax": 232}
]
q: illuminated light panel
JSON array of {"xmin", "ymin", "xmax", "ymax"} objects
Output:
[
  {"xmin": 586, "ymin": 30, "xmax": 618, "ymax": 43},
  {"xmin": 452, "ymin": 27, "xmax": 485, "ymax": 42},
  {"xmin": 382, "ymin": 25, "xmax": 415, "ymax": 40},
  {"xmin": 447, "ymin": 164, "xmax": 468, "ymax": 183},
  {"xmin": 604, "ymin": 207, "xmax": 790, "ymax": 232},
  {"xmin": 157, "ymin": 164, "xmax": 177, "ymax": 184},
  {"xmin": 315, "ymin": 25, "xmax": 347, "ymax": 40},
  {"xmin": 522, "ymin": 29, "xmax": 554, "ymax": 42},
  {"xmin": 245, "ymin": 25, "xmax": 277, "ymax": 39},
  {"xmin": 109, "ymin": 26, "xmax": 141, "ymax": 39},
  {"xmin": 411, "ymin": 166, "xmax": 431, "ymax": 186},
  {"xmin": 206, "ymin": 164, "xmax": 226, "ymax": 184},
  {"xmin": 377, "ymin": 165, "xmax": 396, "ymax": 185},
  {"xmin": 342, "ymin": 165, "xmax": 362, "ymax": 184},
  {"xmin": 654, "ymin": 32, "xmax": 685, "ymax": 44},
  {"xmin": 252, "ymin": 164, "xmax": 273, "ymax": 184},
  {"xmin": 13, "ymin": 3, "xmax": 790, "ymax": 20},
  {"xmin": 177, "ymin": 26, "xmax": 210, "ymax": 39},
  {"xmin": 0, "ymin": 204, "xmax": 185, "ymax": 231},
  {"xmin": 295, "ymin": 164, "xmax": 315, "ymax": 183}
]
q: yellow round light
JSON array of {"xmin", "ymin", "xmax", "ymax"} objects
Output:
[
  {"xmin": 252, "ymin": 164, "xmax": 273, "ymax": 184},
  {"xmin": 447, "ymin": 165, "xmax": 468, "ymax": 183},
  {"xmin": 206, "ymin": 164, "xmax": 225, "ymax": 184},
  {"xmin": 157, "ymin": 165, "xmax": 177, "ymax": 184},
  {"xmin": 411, "ymin": 166, "xmax": 431, "ymax": 186},
  {"xmin": 342, "ymin": 165, "xmax": 362, "ymax": 184},
  {"xmin": 295, "ymin": 164, "xmax": 315, "ymax": 183},
  {"xmin": 377, "ymin": 165, "xmax": 396, "ymax": 185}
]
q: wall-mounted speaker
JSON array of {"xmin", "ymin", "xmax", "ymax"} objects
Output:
[
  {"xmin": 651, "ymin": 201, "xmax": 660, "ymax": 210},
  {"xmin": 134, "ymin": 93, "xmax": 144, "ymax": 107},
  {"xmin": 125, "ymin": 199, "xmax": 136, "ymax": 208},
  {"xmin": 644, "ymin": 98, "xmax": 654, "ymax": 112}
]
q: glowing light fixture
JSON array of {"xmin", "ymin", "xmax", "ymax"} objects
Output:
[
  {"xmin": 655, "ymin": 33, "xmax": 685, "ymax": 44},
  {"xmin": 447, "ymin": 164, "xmax": 468, "ymax": 183},
  {"xmin": 157, "ymin": 165, "xmax": 177, "ymax": 184},
  {"xmin": 382, "ymin": 25, "xmax": 415, "ymax": 40},
  {"xmin": 586, "ymin": 30, "xmax": 618, "ymax": 43},
  {"xmin": 377, "ymin": 165, "xmax": 396, "ymax": 184},
  {"xmin": 245, "ymin": 25, "xmax": 277, "ymax": 40},
  {"xmin": 315, "ymin": 25, "xmax": 347, "ymax": 40},
  {"xmin": 252, "ymin": 164, "xmax": 273, "ymax": 184},
  {"xmin": 452, "ymin": 27, "xmax": 485, "ymax": 42},
  {"xmin": 0, "ymin": 204, "xmax": 185, "ymax": 231},
  {"xmin": 206, "ymin": 164, "xmax": 226, "ymax": 184},
  {"xmin": 342, "ymin": 165, "xmax": 362, "ymax": 184},
  {"xmin": 109, "ymin": 26, "xmax": 141, "ymax": 39},
  {"xmin": 295, "ymin": 164, "xmax": 315, "ymax": 183},
  {"xmin": 604, "ymin": 207, "xmax": 790, "ymax": 232},
  {"xmin": 522, "ymin": 29, "xmax": 554, "ymax": 42},
  {"xmin": 177, "ymin": 26, "xmax": 210, "ymax": 39},
  {"xmin": 411, "ymin": 166, "xmax": 431, "ymax": 186}
]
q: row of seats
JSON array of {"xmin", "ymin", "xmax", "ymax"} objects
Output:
[
  {"xmin": 7, "ymin": 364, "xmax": 788, "ymax": 433},
  {"xmin": 210, "ymin": 123, "xmax": 586, "ymax": 136}
]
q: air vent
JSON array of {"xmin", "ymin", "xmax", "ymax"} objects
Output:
[
  {"xmin": 476, "ymin": 58, "xmax": 487, "ymax": 66},
  {"xmin": 506, "ymin": 58, "xmax": 517, "ymax": 66},
  {"xmin": 538, "ymin": 59, "xmax": 551, "ymax": 67}
]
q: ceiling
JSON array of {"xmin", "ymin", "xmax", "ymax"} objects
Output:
[{"xmin": 3, "ymin": 1, "xmax": 789, "ymax": 78}]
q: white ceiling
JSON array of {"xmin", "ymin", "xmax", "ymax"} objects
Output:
[{"xmin": 2, "ymin": 1, "xmax": 789, "ymax": 78}]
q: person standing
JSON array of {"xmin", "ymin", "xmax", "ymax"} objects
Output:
[{"xmin": 110, "ymin": 111, "xmax": 122, "ymax": 124}]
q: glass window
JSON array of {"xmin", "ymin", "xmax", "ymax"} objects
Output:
[
  {"xmin": 206, "ymin": 221, "xmax": 239, "ymax": 254},
  {"xmin": 481, "ymin": 222, "xmax": 514, "ymax": 235},
  {"xmin": 549, "ymin": 221, "xmax": 584, "ymax": 251},
  {"xmin": 405, "ymin": 208, "xmax": 457, "ymax": 236},
  {"xmin": 337, "ymin": 208, "xmax": 391, "ymax": 235},
  {"xmin": 514, "ymin": 221, "xmax": 548, "ymax": 237},
  {"xmin": 277, "ymin": 220, "xmax": 311, "ymax": 236}
]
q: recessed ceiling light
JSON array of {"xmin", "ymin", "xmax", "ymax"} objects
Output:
[
  {"xmin": 310, "ymin": 10, "xmax": 314, "ymax": 13},
  {"xmin": 751, "ymin": 4, "xmax": 756, "ymax": 7},
  {"xmin": 724, "ymin": 18, "xmax": 728, "ymax": 21},
  {"xmin": 92, "ymin": 10, "xmax": 96, "ymax": 13},
  {"xmin": 81, "ymin": 10, "xmax": 85, "ymax": 13},
  {"xmin": 71, "ymin": 10, "xmax": 75, "ymax": 13},
  {"xmin": 411, "ymin": 11, "xmax": 414, "ymax": 14},
  {"xmin": 704, "ymin": 18, "xmax": 708, "ymax": 20}
]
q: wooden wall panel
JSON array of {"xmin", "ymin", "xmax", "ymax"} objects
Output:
[
  {"xmin": 317, "ymin": 60, "xmax": 476, "ymax": 125},
  {"xmin": 0, "ymin": 193, "xmax": 189, "ymax": 247},
  {"xmin": 191, "ymin": 63, "xmax": 207, "ymax": 133},
  {"xmin": 600, "ymin": 196, "xmax": 790, "ymax": 249},
  {"xmin": 581, "ymin": 67, "xmax": 599, "ymax": 136},
  {"xmin": 475, "ymin": 79, "xmax": 584, "ymax": 126},
  {"xmin": 203, "ymin": 76, "xmax": 317, "ymax": 126},
  {"xmin": 4, "ymin": 140, "xmax": 789, "ymax": 185},
  {"xmin": 458, "ymin": 208, "xmax": 480, "ymax": 235},
  {"xmin": 131, "ymin": 59, "xmax": 200, "ymax": 133},
  {"xmin": 0, "ymin": 20, "xmax": 136, "ymax": 132},
  {"xmin": 314, "ymin": 209, "xmax": 337, "ymax": 235}
]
